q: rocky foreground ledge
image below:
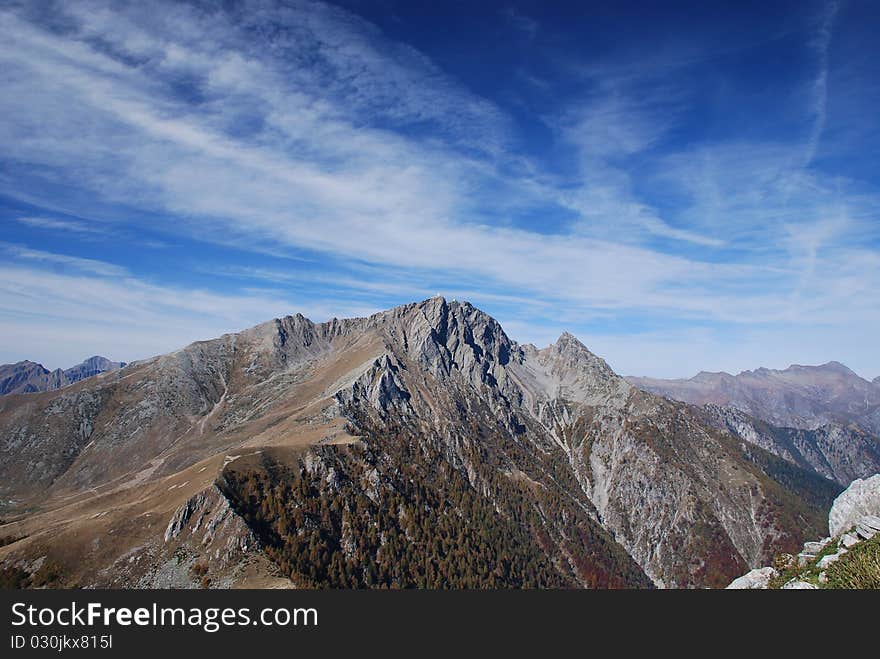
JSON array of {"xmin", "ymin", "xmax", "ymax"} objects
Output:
[{"xmin": 727, "ymin": 474, "xmax": 880, "ymax": 589}]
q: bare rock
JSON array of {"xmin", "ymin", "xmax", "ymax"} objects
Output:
[
  {"xmin": 829, "ymin": 474, "xmax": 880, "ymax": 536},
  {"xmin": 802, "ymin": 539, "xmax": 830, "ymax": 554},
  {"xmin": 840, "ymin": 533, "xmax": 860, "ymax": 548},
  {"xmin": 856, "ymin": 520, "xmax": 878, "ymax": 540},
  {"xmin": 726, "ymin": 566, "xmax": 778, "ymax": 589},
  {"xmin": 816, "ymin": 550, "xmax": 847, "ymax": 569}
]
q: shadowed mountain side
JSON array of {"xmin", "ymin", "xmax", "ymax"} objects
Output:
[{"xmin": 0, "ymin": 356, "xmax": 126, "ymax": 396}]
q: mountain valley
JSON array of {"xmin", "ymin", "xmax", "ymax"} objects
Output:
[{"xmin": 0, "ymin": 298, "xmax": 865, "ymax": 589}]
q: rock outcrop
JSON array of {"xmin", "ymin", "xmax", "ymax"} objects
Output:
[
  {"xmin": 828, "ymin": 474, "xmax": 880, "ymax": 536},
  {"xmin": 162, "ymin": 485, "xmax": 257, "ymax": 556},
  {"xmin": 726, "ymin": 566, "xmax": 778, "ymax": 589}
]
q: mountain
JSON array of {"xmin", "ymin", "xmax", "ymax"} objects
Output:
[
  {"xmin": 0, "ymin": 298, "xmax": 840, "ymax": 589},
  {"xmin": 0, "ymin": 356, "xmax": 126, "ymax": 396},
  {"xmin": 627, "ymin": 362, "xmax": 880, "ymax": 436},
  {"xmin": 699, "ymin": 404, "xmax": 880, "ymax": 486}
]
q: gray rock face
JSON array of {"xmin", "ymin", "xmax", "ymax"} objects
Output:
[
  {"xmin": 699, "ymin": 405, "xmax": 880, "ymax": 486},
  {"xmin": 163, "ymin": 485, "xmax": 256, "ymax": 555},
  {"xmin": 841, "ymin": 532, "xmax": 860, "ymax": 548},
  {"xmin": 855, "ymin": 516, "xmax": 879, "ymax": 540},
  {"xmin": 860, "ymin": 514, "xmax": 880, "ymax": 531},
  {"xmin": 328, "ymin": 299, "xmax": 835, "ymax": 588},
  {"xmin": 802, "ymin": 539, "xmax": 830, "ymax": 554},
  {"xmin": 828, "ymin": 474, "xmax": 880, "ymax": 536},
  {"xmin": 335, "ymin": 353, "xmax": 412, "ymax": 417},
  {"xmin": 726, "ymin": 567, "xmax": 778, "ymax": 589},
  {"xmin": 816, "ymin": 550, "xmax": 847, "ymax": 569}
]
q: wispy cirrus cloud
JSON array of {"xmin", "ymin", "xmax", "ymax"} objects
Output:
[
  {"xmin": 14, "ymin": 216, "xmax": 104, "ymax": 234},
  {"xmin": 0, "ymin": 0, "xmax": 877, "ymax": 377},
  {"xmin": 0, "ymin": 242, "xmax": 128, "ymax": 277},
  {"xmin": 804, "ymin": 0, "xmax": 840, "ymax": 166},
  {"xmin": 0, "ymin": 262, "xmax": 378, "ymax": 368}
]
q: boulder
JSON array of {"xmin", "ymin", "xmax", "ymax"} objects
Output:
[
  {"xmin": 726, "ymin": 567, "xmax": 778, "ymax": 589},
  {"xmin": 816, "ymin": 550, "xmax": 846, "ymax": 569},
  {"xmin": 802, "ymin": 539, "xmax": 830, "ymax": 554},
  {"xmin": 828, "ymin": 474, "xmax": 880, "ymax": 537},
  {"xmin": 840, "ymin": 533, "xmax": 860, "ymax": 549},
  {"xmin": 856, "ymin": 522, "xmax": 877, "ymax": 540}
]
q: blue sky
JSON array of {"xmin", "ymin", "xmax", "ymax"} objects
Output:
[{"xmin": 1, "ymin": 0, "xmax": 879, "ymax": 378}]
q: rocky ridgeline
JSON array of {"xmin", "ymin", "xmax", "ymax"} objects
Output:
[
  {"xmin": 0, "ymin": 298, "xmax": 852, "ymax": 588},
  {"xmin": 699, "ymin": 404, "xmax": 880, "ymax": 486},
  {"xmin": 727, "ymin": 473, "xmax": 880, "ymax": 589},
  {"xmin": 0, "ymin": 356, "xmax": 126, "ymax": 396}
]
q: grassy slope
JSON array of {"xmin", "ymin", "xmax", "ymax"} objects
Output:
[{"xmin": 768, "ymin": 532, "xmax": 880, "ymax": 589}]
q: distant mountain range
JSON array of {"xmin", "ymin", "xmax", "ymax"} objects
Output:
[
  {"xmin": 625, "ymin": 364, "xmax": 880, "ymax": 487},
  {"xmin": 626, "ymin": 362, "xmax": 880, "ymax": 436},
  {"xmin": 1, "ymin": 298, "xmax": 858, "ymax": 589},
  {"xmin": 0, "ymin": 356, "xmax": 126, "ymax": 396}
]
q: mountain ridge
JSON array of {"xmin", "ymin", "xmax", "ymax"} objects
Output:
[
  {"xmin": 627, "ymin": 361, "xmax": 880, "ymax": 436},
  {"xmin": 0, "ymin": 297, "xmax": 842, "ymax": 589},
  {"xmin": 0, "ymin": 355, "xmax": 126, "ymax": 396}
]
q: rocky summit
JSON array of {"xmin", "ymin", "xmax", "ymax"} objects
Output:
[{"xmin": 0, "ymin": 298, "xmax": 851, "ymax": 589}]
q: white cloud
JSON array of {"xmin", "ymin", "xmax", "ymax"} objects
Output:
[
  {"xmin": 14, "ymin": 216, "xmax": 103, "ymax": 234},
  {"xmin": 0, "ymin": 243, "xmax": 128, "ymax": 277},
  {"xmin": 0, "ymin": 0, "xmax": 876, "ymax": 377},
  {"xmin": 0, "ymin": 263, "xmax": 377, "ymax": 368},
  {"xmin": 804, "ymin": 0, "xmax": 840, "ymax": 166},
  {"xmin": 0, "ymin": 2, "xmax": 736, "ymax": 315}
]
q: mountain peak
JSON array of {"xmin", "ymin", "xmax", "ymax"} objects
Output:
[
  {"xmin": 772, "ymin": 361, "xmax": 855, "ymax": 376},
  {"xmin": 0, "ymin": 295, "xmax": 854, "ymax": 590},
  {"xmin": 551, "ymin": 332, "xmax": 605, "ymax": 363},
  {"xmin": 628, "ymin": 358, "xmax": 880, "ymax": 435},
  {"xmin": 0, "ymin": 355, "xmax": 125, "ymax": 396},
  {"xmin": 732, "ymin": 361, "xmax": 860, "ymax": 379},
  {"xmin": 556, "ymin": 330, "xmax": 578, "ymax": 343},
  {"xmin": 541, "ymin": 331, "xmax": 618, "ymax": 386},
  {"xmin": 693, "ymin": 370, "xmax": 731, "ymax": 382},
  {"xmin": 815, "ymin": 361, "xmax": 858, "ymax": 376}
]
